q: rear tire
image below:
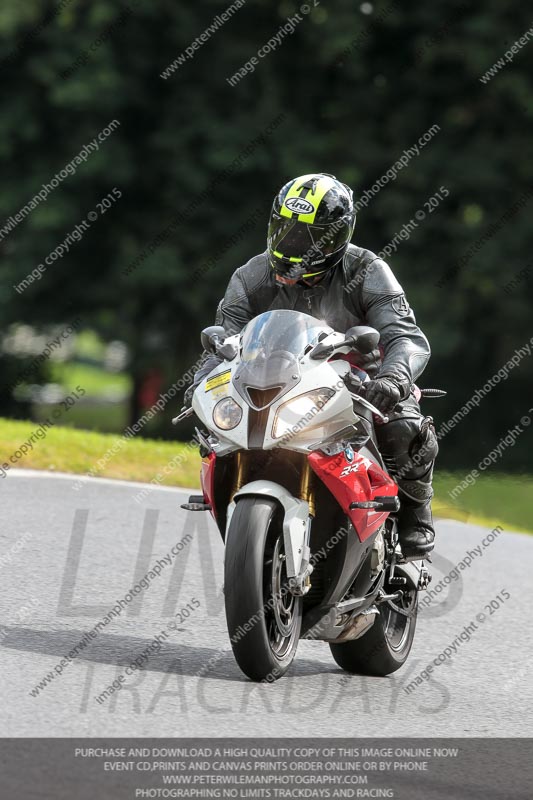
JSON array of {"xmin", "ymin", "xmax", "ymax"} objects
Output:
[
  {"xmin": 330, "ymin": 580, "xmax": 418, "ymax": 676},
  {"xmin": 224, "ymin": 497, "xmax": 302, "ymax": 681}
]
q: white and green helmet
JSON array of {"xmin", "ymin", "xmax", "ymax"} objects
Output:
[{"xmin": 267, "ymin": 173, "xmax": 356, "ymax": 281}]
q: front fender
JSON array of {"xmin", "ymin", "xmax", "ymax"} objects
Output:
[{"xmin": 226, "ymin": 480, "xmax": 310, "ymax": 579}]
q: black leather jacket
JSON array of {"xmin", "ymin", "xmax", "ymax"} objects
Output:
[{"xmin": 195, "ymin": 244, "xmax": 430, "ymax": 396}]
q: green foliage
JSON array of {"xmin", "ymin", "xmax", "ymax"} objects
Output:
[{"xmin": 0, "ymin": 0, "xmax": 532, "ymax": 465}]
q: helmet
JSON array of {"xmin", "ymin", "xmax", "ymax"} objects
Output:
[{"xmin": 267, "ymin": 173, "xmax": 356, "ymax": 282}]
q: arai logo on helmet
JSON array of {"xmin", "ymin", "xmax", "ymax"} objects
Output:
[{"xmin": 284, "ymin": 197, "xmax": 316, "ymax": 215}]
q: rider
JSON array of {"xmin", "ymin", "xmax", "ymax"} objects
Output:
[{"xmin": 186, "ymin": 173, "xmax": 438, "ymax": 561}]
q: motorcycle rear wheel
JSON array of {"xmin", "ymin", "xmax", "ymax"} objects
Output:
[
  {"xmin": 329, "ymin": 580, "xmax": 418, "ymax": 676},
  {"xmin": 224, "ymin": 497, "xmax": 302, "ymax": 681}
]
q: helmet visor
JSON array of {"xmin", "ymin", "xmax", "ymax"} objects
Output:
[{"xmin": 268, "ymin": 217, "xmax": 352, "ymax": 276}]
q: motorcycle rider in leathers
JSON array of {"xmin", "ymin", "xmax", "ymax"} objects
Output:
[{"xmin": 187, "ymin": 173, "xmax": 439, "ymax": 561}]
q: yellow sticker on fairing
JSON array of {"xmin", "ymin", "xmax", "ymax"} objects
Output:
[
  {"xmin": 210, "ymin": 384, "xmax": 229, "ymax": 398},
  {"xmin": 205, "ymin": 370, "xmax": 231, "ymax": 391}
]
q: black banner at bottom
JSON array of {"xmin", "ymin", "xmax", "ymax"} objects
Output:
[{"xmin": 1, "ymin": 738, "xmax": 531, "ymax": 800}]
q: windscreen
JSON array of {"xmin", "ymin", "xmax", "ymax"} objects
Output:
[
  {"xmin": 241, "ymin": 310, "xmax": 327, "ymax": 363},
  {"xmin": 234, "ymin": 310, "xmax": 331, "ymax": 407}
]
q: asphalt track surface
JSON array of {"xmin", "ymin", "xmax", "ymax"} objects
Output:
[{"xmin": 1, "ymin": 469, "xmax": 532, "ymax": 737}]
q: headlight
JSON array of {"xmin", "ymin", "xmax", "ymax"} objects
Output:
[
  {"xmin": 213, "ymin": 397, "xmax": 242, "ymax": 430},
  {"xmin": 272, "ymin": 388, "xmax": 335, "ymax": 439}
]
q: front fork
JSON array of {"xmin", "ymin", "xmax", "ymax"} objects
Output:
[
  {"xmin": 299, "ymin": 458, "xmax": 315, "ymax": 517},
  {"xmin": 231, "ymin": 450, "xmax": 246, "ymax": 498}
]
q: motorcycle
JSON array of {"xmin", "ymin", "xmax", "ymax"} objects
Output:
[{"xmin": 175, "ymin": 309, "xmax": 439, "ymax": 682}]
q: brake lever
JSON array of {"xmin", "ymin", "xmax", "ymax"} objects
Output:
[
  {"xmin": 348, "ymin": 391, "xmax": 389, "ymax": 423},
  {"xmin": 172, "ymin": 406, "xmax": 194, "ymax": 425}
]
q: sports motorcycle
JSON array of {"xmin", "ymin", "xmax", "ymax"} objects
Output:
[{"xmin": 175, "ymin": 309, "xmax": 438, "ymax": 682}]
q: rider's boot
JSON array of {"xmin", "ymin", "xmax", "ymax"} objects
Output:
[
  {"xmin": 374, "ymin": 405, "xmax": 439, "ymax": 561},
  {"xmin": 396, "ymin": 486, "xmax": 435, "ymax": 561}
]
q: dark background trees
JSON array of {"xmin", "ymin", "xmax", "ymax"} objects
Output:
[{"xmin": 0, "ymin": 0, "xmax": 532, "ymax": 469}]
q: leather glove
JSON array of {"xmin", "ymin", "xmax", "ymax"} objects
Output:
[{"xmin": 364, "ymin": 377, "xmax": 402, "ymax": 414}]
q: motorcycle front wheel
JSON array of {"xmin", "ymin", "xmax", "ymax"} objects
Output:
[{"xmin": 224, "ymin": 497, "xmax": 302, "ymax": 681}]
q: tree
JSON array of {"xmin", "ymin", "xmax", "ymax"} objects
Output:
[{"xmin": 0, "ymin": 0, "xmax": 531, "ymax": 464}]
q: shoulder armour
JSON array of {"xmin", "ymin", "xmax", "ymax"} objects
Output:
[
  {"xmin": 361, "ymin": 256, "xmax": 403, "ymax": 295},
  {"xmin": 343, "ymin": 245, "xmax": 403, "ymax": 293},
  {"xmin": 237, "ymin": 251, "xmax": 272, "ymax": 295}
]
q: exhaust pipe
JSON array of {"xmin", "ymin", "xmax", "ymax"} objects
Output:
[{"xmin": 332, "ymin": 606, "xmax": 378, "ymax": 643}]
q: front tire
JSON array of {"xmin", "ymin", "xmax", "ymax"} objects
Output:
[
  {"xmin": 224, "ymin": 497, "xmax": 302, "ymax": 681},
  {"xmin": 330, "ymin": 578, "xmax": 418, "ymax": 676}
]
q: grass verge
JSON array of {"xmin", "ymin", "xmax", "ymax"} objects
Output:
[
  {"xmin": 0, "ymin": 417, "xmax": 200, "ymax": 488},
  {"xmin": 1, "ymin": 418, "xmax": 530, "ymax": 533},
  {"xmin": 433, "ymin": 472, "xmax": 531, "ymax": 534}
]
